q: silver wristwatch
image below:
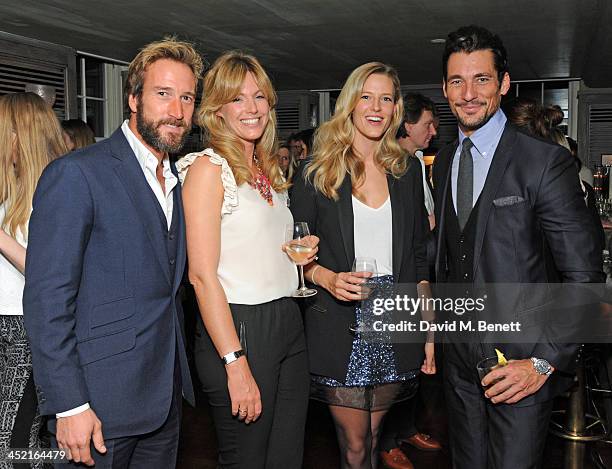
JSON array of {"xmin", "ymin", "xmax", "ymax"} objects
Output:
[
  {"xmin": 221, "ymin": 349, "xmax": 245, "ymax": 365},
  {"xmin": 531, "ymin": 357, "xmax": 553, "ymax": 376}
]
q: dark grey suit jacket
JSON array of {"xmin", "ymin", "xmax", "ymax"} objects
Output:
[{"xmin": 433, "ymin": 123, "xmax": 604, "ymax": 403}]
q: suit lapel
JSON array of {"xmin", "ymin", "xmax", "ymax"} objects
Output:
[
  {"xmin": 336, "ymin": 176, "xmax": 355, "ymax": 271},
  {"xmin": 109, "ymin": 129, "xmax": 171, "ymax": 286},
  {"xmin": 434, "ymin": 143, "xmax": 457, "ymax": 280},
  {"xmin": 388, "ymin": 173, "xmax": 404, "ymax": 281},
  {"xmin": 472, "ymin": 124, "xmax": 517, "ymax": 279}
]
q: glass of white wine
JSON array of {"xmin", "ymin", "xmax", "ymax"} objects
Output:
[
  {"xmin": 348, "ymin": 257, "xmax": 377, "ymax": 333},
  {"xmin": 285, "ymin": 222, "xmax": 317, "ymax": 298},
  {"xmin": 352, "ymin": 257, "xmax": 378, "ymax": 299}
]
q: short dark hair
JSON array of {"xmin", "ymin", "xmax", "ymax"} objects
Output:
[
  {"xmin": 443, "ymin": 25, "xmax": 508, "ymax": 85},
  {"xmin": 396, "ymin": 93, "xmax": 438, "ymax": 139},
  {"xmin": 296, "ymin": 128, "xmax": 315, "ymax": 153}
]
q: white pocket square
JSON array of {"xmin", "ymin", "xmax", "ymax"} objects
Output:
[{"xmin": 493, "ymin": 195, "xmax": 526, "ymax": 207}]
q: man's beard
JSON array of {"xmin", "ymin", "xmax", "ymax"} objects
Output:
[
  {"xmin": 455, "ymin": 102, "xmax": 497, "ymax": 133},
  {"xmin": 136, "ymin": 101, "xmax": 190, "ymax": 154}
]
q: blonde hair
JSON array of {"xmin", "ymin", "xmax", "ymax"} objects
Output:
[
  {"xmin": 197, "ymin": 51, "xmax": 285, "ymax": 190},
  {"xmin": 306, "ymin": 62, "xmax": 406, "ymax": 199},
  {"xmin": 0, "ymin": 92, "xmax": 67, "ymax": 237},
  {"xmin": 125, "ymin": 36, "xmax": 204, "ymax": 105}
]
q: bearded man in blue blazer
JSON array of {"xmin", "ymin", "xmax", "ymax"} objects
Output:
[{"xmin": 23, "ymin": 38, "xmax": 203, "ymax": 468}]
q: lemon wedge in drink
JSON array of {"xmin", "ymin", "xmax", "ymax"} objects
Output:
[{"xmin": 495, "ymin": 348, "xmax": 508, "ymax": 366}]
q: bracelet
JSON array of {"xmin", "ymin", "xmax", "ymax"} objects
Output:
[
  {"xmin": 221, "ymin": 349, "xmax": 244, "ymax": 365},
  {"xmin": 311, "ymin": 265, "xmax": 321, "ymax": 286}
]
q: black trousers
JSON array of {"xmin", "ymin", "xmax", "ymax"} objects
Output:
[
  {"xmin": 379, "ymin": 386, "xmax": 419, "ymax": 451},
  {"xmin": 443, "ymin": 343, "xmax": 553, "ymax": 469},
  {"xmin": 195, "ymin": 297, "xmax": 309, "ymax": 469}
]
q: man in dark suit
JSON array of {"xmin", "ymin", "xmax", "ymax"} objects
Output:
[
  {"xmin": 433, "ymin": 25, "xmax": 604, "ymax": 469},
  {"xmin": 23, "ymin": 38, "xmax": 203, "ymax": 468}
]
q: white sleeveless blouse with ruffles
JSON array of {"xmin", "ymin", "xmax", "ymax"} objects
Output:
[{"xmin": 176, "ymin": 148, "xmax": 298, "ymax": 305}]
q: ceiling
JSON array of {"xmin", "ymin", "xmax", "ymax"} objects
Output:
[{"xmin": 0, "ymin": 0, "xmax": 610, "ymax": 90}]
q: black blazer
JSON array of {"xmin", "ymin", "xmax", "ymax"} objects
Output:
[
  {"xmin": 290, "ymin": 158, "xmax": 429, "ymax": 381},
  {"xmin": 432, "ymin": 123, "xmax": 604, "ymax": 403}
]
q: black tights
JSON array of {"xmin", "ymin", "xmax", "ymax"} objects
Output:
[{"xmin": 329, "ymin": 405, "xmax": 388, "ymax": 469}]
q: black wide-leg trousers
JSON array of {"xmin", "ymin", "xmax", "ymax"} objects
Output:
[{"xmin": 195, "ymin": 297, "xmax": 310, "ymax": 469}]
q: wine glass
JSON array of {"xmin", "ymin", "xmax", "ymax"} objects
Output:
[
  {"xmin": 348, "ymin": 257, "xmax": 377, "ymax": 333},
  {"xmin": 285, "ymin": 222, "xmax": 317, "ymax": 298},
  {"xmin": 352, "ymin": 257, "xmax": 378, "ymax": 298}
]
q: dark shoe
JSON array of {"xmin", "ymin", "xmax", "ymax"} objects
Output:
[
  {"xmin": 399, "ymin": 432, "xmax": 442, "ymax": 451},
  {"xmin": 380, "ymin": 448, "xmax": 414, "ymax": 469}
]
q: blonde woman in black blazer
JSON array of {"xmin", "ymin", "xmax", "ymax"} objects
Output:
[{"xmin": 290, "ymin": 62, "xmax": 435, "ymax": 469}]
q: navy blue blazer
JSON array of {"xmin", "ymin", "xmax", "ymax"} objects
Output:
[{"xmin": 23, "ymin": 128, "xmax": 193, "ymax": 439}]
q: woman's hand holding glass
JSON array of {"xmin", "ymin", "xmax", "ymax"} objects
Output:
[
  {"xmin": 320, "ymin": 257, "xmax": 376, "ymax": 302},
  {"xmin": 226, "ymin": 357, "xmax": 261, "ymax": 424},
  {"xmin": 283, "ymin": 235, "xmax": 319, "ymax": 266},
  {"xmin": 324, "ymin": 271, "xmax": 372, "ymax": 302}
]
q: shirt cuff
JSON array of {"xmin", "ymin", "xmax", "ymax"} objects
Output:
[{"xmin": 56, "ymin": 403, "xmax": 90, "ymax": 418}]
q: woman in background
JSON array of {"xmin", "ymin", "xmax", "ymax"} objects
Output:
[
  {"xmin": 0, "ymin": 92, "xmax": 66, "ymax": 466},
  {"xmin": 178, "ymin": 51, "xmax": 316, "ymax": 468},
  {"xmin": 277, "ymin": 143, "xmax": 292, "ymax": 179},
  {"xmin": 61, "ymin": 118, "xmax": 96, "ymax": 151},
  {"xmin": 290, "ymin": 62, "xmax": 435, "ymax": 469}
]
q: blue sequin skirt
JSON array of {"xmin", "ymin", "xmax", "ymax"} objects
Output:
[{"xmin": 311, "ymin": 275, "xmax": 419, "ymax": 410}]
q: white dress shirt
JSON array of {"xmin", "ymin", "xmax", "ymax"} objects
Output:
[
  {"xmin": 57, "ymin": 122, "xmax": 178, "ymax": 418},
  {"xmin": 120, "ymin": 120, "xmax": 177, "ymax": 229}
]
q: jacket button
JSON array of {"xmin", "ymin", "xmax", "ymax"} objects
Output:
[
  {"xmin": 460, "ymin": 254, "xmax": 467, "ymax": 261},
  {"xmin": 169, "ymin": 233, "xmax": 175, "ymax": 240},
  {"xmin": 463, "ymin": 273, "xmax": 469, "ymax": 280},
  {"xmin": 169, "ymin": 259, "xmax": 175, "ymax": 265}
]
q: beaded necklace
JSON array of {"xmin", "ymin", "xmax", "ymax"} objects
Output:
[{"xmin": 251, "ymin": 152, "xmax": 274, "ymax": 206}]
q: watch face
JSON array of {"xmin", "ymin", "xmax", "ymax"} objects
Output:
[{"xmin": 534, "ymin": 359, "xmax": 550, "ymax": 374}]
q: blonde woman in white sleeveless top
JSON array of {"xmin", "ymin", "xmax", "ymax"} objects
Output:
[{"xmin": 178, "ymin": 51, "xmax": 317, "ymax": 469}]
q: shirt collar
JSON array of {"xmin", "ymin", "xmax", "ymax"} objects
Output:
[
  {"xmin": 458, "ymin": 109, "xmax": 507, "ymax": 158},
  {"xmin": 121, "ymin": 120, "xmax": 171, "ymax": 172}
]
